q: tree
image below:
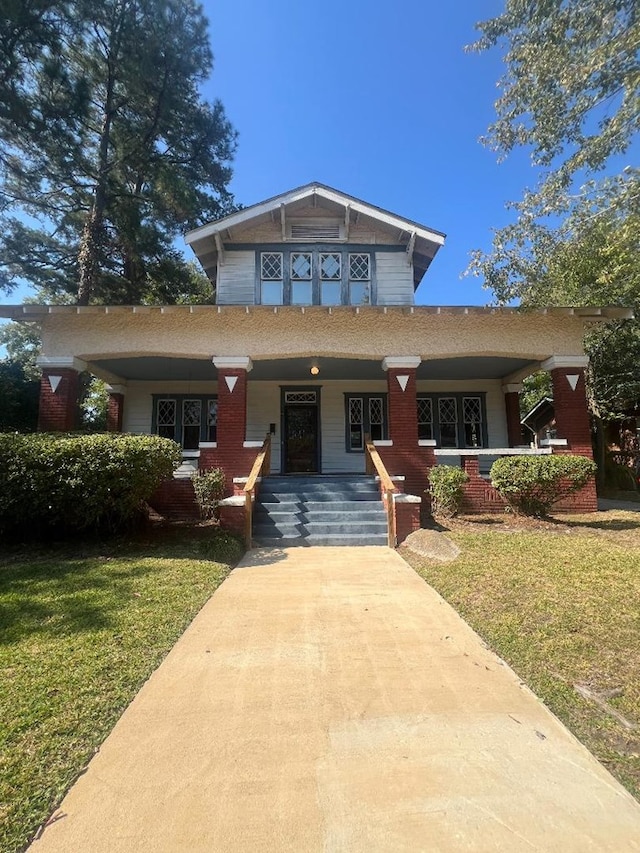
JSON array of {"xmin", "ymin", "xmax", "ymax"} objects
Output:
[
  {"xmin": 0, "ymin": 0, "xmax": 235, "ymax": 305},
  {"xmin": 467, "ymin": 1, "xmax": 639, "ymax": 297}
]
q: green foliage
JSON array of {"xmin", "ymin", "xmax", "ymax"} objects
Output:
[
  {"xmin": 0, "ymin": 433, "xmax": 181, "ymax": 537},
  {"xmin": 0, "ymin": 362, "xmax": 39, "ymax": 432},
  {"xmin": 469, "ymin": 1, "xmax": 639, "ymax": 212},
  {"xmin": 0, "ymin": 0, "xmax": 236, "ymax": 304},
  {"xmin": 428, "ymin": 465, "xmax": 469, "ymax": 517},
  {"xmin": 191, "ymin": 468, "xmax": 225, "ymax": 520},
  {"xmin": 490, "ymin": 455, "xmax": 597, "ymax": 517},
  {"xmin": 520, "ymin": 372, "xmax": 552, "ymax": 419}
]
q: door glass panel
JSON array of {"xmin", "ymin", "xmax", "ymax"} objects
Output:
[
  {"xmin": 157, "ymin": 399, "xmax": 176, "ymax": 441},
  {"xmin": 369, "ymin": 397, "xmax": 384, "ymax": 441},
  {"xmin": 207, "ymin": 399, "xmax": 218, "ymax": 442},
  {"xmin": 438, "ymin": 397, "xmax": 458, "ymax": 448},
  {"xmin": 285, "ymin": 405, "xmax": 318, "ymax": 473},
  {"xmin": 182, "ymin": 399, "xmax": 201, "ymax": 450},
  {"xmin": 349, "ymin": 397, "xmax": 364, "ymax": 450}
]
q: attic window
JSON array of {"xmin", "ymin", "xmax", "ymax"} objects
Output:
[{"xmin": 289, "ymin": 221, "xmax": 343, "ymax": 241}]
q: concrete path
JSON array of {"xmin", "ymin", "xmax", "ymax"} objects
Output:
[{"xmin": 30, "ymin": 547, "xmax": 640, "ymax": 852}]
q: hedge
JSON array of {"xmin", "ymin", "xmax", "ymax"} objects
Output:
[
  {"xmin": 0, "ymin": 433, "xmax": 181, "ymax": 537},
  {"xmin": 428, "ymin": 465, "xmax": 469, "ymax": 517},
  {"xmin": 490, "ymin": 454, "xmax": 597, "ymax": 517}
]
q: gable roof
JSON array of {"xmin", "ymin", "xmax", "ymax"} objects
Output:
[{"xmin": 184, "ymin": 182, "xmax": 446, "ymax": 288}]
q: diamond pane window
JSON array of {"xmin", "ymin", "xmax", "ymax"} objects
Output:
[
  {"xmin": 291, "ymin": 252, "xmax": 312, "ymax": 280},
  {"xmin": 284, "ymin": 392, "xmax": 317, "ymax": 404},
  {"xmin": 157, "ymin": 399, "xmax": 176, "ymax": 440},
  {"xmin": 349, "ymin": 254, "xmax": 370, "ymax": 280},
  {"xmin": 207, "ymin": 399, "xmax": 218, "ymax": 442},
  {"xmin": 320, "ymin": 253, "xmax": 341, "ymax": 280},
  {"xmin": 182, "ymin": 399, "xmax": 201, "ymax": 450},
  {"xmin": 369, "ymin": 397, "xmax": 384, "ymax": 441},
  {"xmin": 463, "ymin": 396, "xmax": 483, "ymax": 448},
  {"xmin": 349, "ymin": 397, "xmax": 364, "ymax": 450},
  {"xmin": 438, "ymin": 397, "xmax": 458, "ymax": 448},
  {"xmin": 261, "ymin": 252, "xmax": 283, "ymax": 280},
  {"xmin": 417, "ymin": 398, "xmax": 433, "ymax": 441}
]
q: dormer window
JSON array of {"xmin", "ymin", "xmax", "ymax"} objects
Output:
[
  {"xmin": 349, "ymin": 253, "xmax": 370, "ymax": 305},
  {"xmin": 258, "ymin": 248, "xmax": 374, "ymax": 306},
  {"xmin": 260, "ymin": 252, "xmax": 284, "ymax": 304}
]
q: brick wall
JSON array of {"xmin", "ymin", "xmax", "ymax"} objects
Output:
[
  {"xmin": 148, "ymin": 479, "xmax": 199, "ymax": 520},
  {"xmin": 38, "ymin": 368, "xmax": 79, "ymax": 431},
  {"xmin": 107, "ymin": 393, "xmax": 124, "ymax": 432},
  {"xmin": 504, "ymin": 391, "xmax": 522, "ymax": 447}
]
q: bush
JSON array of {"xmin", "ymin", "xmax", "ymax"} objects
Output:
[
  {"xmin": 191, "ymin": 468, "xmax": 225, "ymax": 519},
  {"xmin": 428, "ymin": 465, "xmax": 469, "ymax": 517},
  {"xmin": 0, "ymin": 432, "xmax": 181, "ymax": 537},
  {"xmin": 490, "ymin": 454, "xmax": 597, "ymax": 517}
]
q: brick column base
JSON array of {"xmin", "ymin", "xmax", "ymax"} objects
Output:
[
  {"xmin": 107, "ymin": 393, "xmax": 124, "ymax": 432},
  {"xmin": 38, "ymin": 368, "xmax": 79, "ymax": 431},
  {"xmin": 394, "ymin": 495, "xmax": 421, "ymax": 545}
]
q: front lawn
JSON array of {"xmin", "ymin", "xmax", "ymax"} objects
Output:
[
  {"xmin": 402, "ymin": 509, "xmax": 640, "ymax": 801},
  {"xmin": 0, "ymin": 526, "xmax": 240, "ymax": 853}
]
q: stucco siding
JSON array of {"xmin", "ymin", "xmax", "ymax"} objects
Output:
[
  {"xmin": 376, "ymin": 252, "xmax": 414, "ymax": 305},
  {"xmin": 217, "ymin": 251, "xmax": 255, "ymax": 304},
  {"xmin": 40, "ymin": 307, "xmax": 588, "ymax": 367}
]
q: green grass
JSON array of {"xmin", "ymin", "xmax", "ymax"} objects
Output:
[
  {"xmin": 402, "ymin": 511, "xmax": 640, "ymax": 801},
  {"xmin": 0, "ymin": 526, "xmax": 241, "ymax": 853}
]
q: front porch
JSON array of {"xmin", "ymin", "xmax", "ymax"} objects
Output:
[{"xmin": 3, "ymin": 301, "xmax": 616, "ymax": 528}]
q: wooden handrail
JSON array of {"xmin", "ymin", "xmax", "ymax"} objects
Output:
[
  {"xmin": 244, "ymin": 433, "xmax": 271, "ymax": 550},
  {"xmin": 365, "ymin": 436, "xmax": 397, "ymax": 548}
]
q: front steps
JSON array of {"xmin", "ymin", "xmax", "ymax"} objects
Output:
[{"xmin": 253, "ymin": 475, "xmax": 388, "ymax": 547}]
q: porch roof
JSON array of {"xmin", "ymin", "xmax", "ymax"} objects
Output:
[
  {"xmin": 85, "ymin": 354, "xmax": 537, "ymax": 383},
  {"xmin": 0, "ymin": 303, "xmax": 632, "ymax": 321}
]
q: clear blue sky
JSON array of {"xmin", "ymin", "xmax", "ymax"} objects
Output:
[{"xmin": 1, "ymin": 1, "xmax": 537, "ymax": 310}]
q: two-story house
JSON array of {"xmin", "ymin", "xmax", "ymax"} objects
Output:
[{"xmin": 3, "ymin": 183, "xmax": 628, "ymax": 539}]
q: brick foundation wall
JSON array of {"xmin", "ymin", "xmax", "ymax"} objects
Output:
[
  {"xmin": 148, "ymin": 479, "xmax": 199, "ymax": 520},
  {"xmin": 38, "ymin": 368, "xmax": 79, "ymax": 432}
]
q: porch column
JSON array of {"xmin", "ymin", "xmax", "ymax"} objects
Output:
[
  {"xmin": 502, "ymin": 383, "xmax": 523, "ymax": 447},
  {"xmin": 36, "ymin": 356, "xmax": 84, "ymax": 432},
  {"xmin": 106, "ymin": 384, "xmax": 126, "ymax": 432},
  {"xmin": 208, "ymin": 357, "xmax": 253, "ymax": 492},
  {"xmin": 541, "ymin": 356, "xmax": 592, "ymax": 456},
  {"xmin": 382, "ymin": 356, "xmax": 423, "ymax": 495}
]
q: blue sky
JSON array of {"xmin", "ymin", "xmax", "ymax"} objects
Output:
[{"xmin": 2, "ymin": 1, "xmax": 535, "ymax": 311}]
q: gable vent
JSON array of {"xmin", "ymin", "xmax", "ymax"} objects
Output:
[{"xmin": 290, "ymin": 223, "xmax": 342, "ymax": 240}]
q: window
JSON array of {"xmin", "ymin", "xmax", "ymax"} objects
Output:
[
  {"xmin": 417, "ymin": 397, "xmax": 433, "ymax": 440},
  {"xmin": 257, "ymin": 248, "xmax": 373, "ymax": 305},
  {"xmin": 290, "ymin": 252, "xmax": 312, "ymax": 304},
  {"xmin": 153, "ymin": 395, "xmax": 218, "ymax": 448},
  {"xmin": 320, "ymin": 252, "xmax": 341, "ymax": 305},
  {"xmin": 348, "ymin": 253, "xmax": 370, "ymax": 305},
  {"xmin": 345, "ymin": 394, "xmax": 387, "ymax": 451},
  {"xmin": 417, "ymin": 394, "xmax": 486, "ymax": 448},
  {"xmin": 260, "ymin": 252, "xmax": 283, "ymax": 304}
]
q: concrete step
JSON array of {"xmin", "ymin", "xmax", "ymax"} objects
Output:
[
  {"xmin": 253, "ymin": 533, "xmax": 389, "ymax": 547},
  {"xmin": 254, "ymin": 474, "xmax": 388, "ymax": 548}
]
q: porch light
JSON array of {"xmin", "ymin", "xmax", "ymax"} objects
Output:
[{"xmin": 310, "ymin": 366, "xmax": 320, "ymax": 376}]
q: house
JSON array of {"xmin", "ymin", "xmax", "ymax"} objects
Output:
[{"xmin": 1, "ymin": 183, "xmax": 630, "ymax": 541}]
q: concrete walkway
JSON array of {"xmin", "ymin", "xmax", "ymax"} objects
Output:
[{"xmin": 30, "ymin": 547, "xmax": 640, "ymax": 852}]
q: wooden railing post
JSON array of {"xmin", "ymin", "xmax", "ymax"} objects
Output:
[
  {"xmin": 243, "ymin": 432, "xmax": 271, "ymax": 550},
  {"xmin": 365, "ymin": 437, "xmax": 398, "ymax": 548}
]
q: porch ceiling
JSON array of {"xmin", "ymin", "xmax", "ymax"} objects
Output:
[{"xmin": 90, "ymin": 355, "xmax": 536, "ymax": 383}]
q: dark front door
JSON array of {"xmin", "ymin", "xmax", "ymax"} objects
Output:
[{"xmin": 284, "ymin": 404, "xmax": 319, "ymax": 473}]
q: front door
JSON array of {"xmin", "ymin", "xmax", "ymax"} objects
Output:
[{"xmin": 284, "ymin": 404, "xmax": 319, "ymax": 473}]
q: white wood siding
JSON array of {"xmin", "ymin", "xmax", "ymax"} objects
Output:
[
  {"xmin": 375, "ymin": 252, "xmax": 414, "ymax": 305},
  {"xmin": 217, "ymin": 251, "xmax": 255, "ymax": 304}
]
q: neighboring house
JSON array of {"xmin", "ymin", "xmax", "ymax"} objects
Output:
[
  {"xmin": 521, "ymin": 397, "xmax": 556, "ymax": 447},
  {"xmin": 1, "ymin": 183, "xmax": 630, "ymax": 526}
]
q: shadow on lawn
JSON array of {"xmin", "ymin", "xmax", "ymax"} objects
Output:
[{"xmin": 0, "ymin": 553, "xmax": 156, "ymax": 644}]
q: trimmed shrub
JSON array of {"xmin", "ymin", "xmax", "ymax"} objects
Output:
[
  {"xmin": 428, "ymin": 465, "xmax": 469, "ymax": 517},
  {"xmin": 191, "ymin": 468, "xmax": 225, "ymax": 519},
  {"xmin": 490, "ymin": 454, "xmax": 597, "ymax": 517},
  {"xmin": 0, "ymin": 432, "xmax": 181, "ymax": 537}
]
